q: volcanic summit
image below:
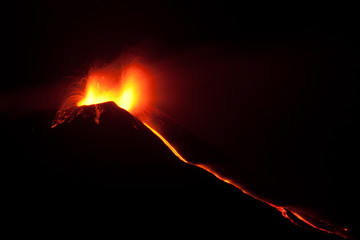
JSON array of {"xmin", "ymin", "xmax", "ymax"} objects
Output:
[{"xmin": 3, "ymin": 101, "xmax": 346, "ymax": 239}]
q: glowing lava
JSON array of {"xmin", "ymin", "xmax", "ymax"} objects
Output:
[
  {"xmin": 77, "ymin": 63, "xmax": 152, "ymax": 114},
  {"xmin": 143, "ymin": 123, "xmax": 189, "ymax": 164}
]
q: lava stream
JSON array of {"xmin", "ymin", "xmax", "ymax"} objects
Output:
[{"xmin": 143, "ymin": 123, "xmax": 189, "ymax": 164}]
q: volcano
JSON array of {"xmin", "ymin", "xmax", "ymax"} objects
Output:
[{"xmin": 4, "ymin": 102, "xmax": 345, "ymax": 239}]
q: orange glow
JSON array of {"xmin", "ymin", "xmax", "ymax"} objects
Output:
[
  {"xmin": 77, "ymin": 64, "xmax": 152, "ymax": 114},
  {"xmin": 144, "ymin": 123, "xmax": 189, "ymax": 163}
]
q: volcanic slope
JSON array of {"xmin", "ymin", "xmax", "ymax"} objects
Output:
[{"xmin": 4, "ymin": 102, "xmax": 343, "ymax": 239}]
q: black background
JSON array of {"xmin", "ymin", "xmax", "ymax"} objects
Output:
[{"xmin": 8, "ymin": 1, "xmax": 358, "ymax": 91}]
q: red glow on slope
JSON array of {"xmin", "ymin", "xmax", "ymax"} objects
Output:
[{"xmin": 144, "ymin": 123, "xmax": 189, "ymax": 164}]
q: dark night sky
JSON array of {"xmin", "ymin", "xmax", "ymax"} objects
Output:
[
  {"xmin": 4, "ymin": 1, "xmax": 359, "ymax": 238},
  {"xmin": 9, "ymin": 1, "xmax": 358, "ymax": 90}
]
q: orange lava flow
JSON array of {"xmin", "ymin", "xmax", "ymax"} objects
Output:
[
  {"xmin": 143, "ymin": 123, "xmax": 188, "ymax": 164},
  {"xmin": 145, "ymin": 127, "xmax": 350, "ymax": 239}
]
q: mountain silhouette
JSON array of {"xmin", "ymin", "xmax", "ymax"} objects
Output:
[{"xmin": 4, "ymin": 102, "xmax": 344, "ymax": 239}]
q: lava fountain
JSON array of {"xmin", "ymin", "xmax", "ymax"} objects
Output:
[
  {"xmin": 53, "ymin": 58, "xmax": 351, "ymax": 239},
  {"xmin": 77, "ymin": 63, "xmax": 152, "ymax": 113}
]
